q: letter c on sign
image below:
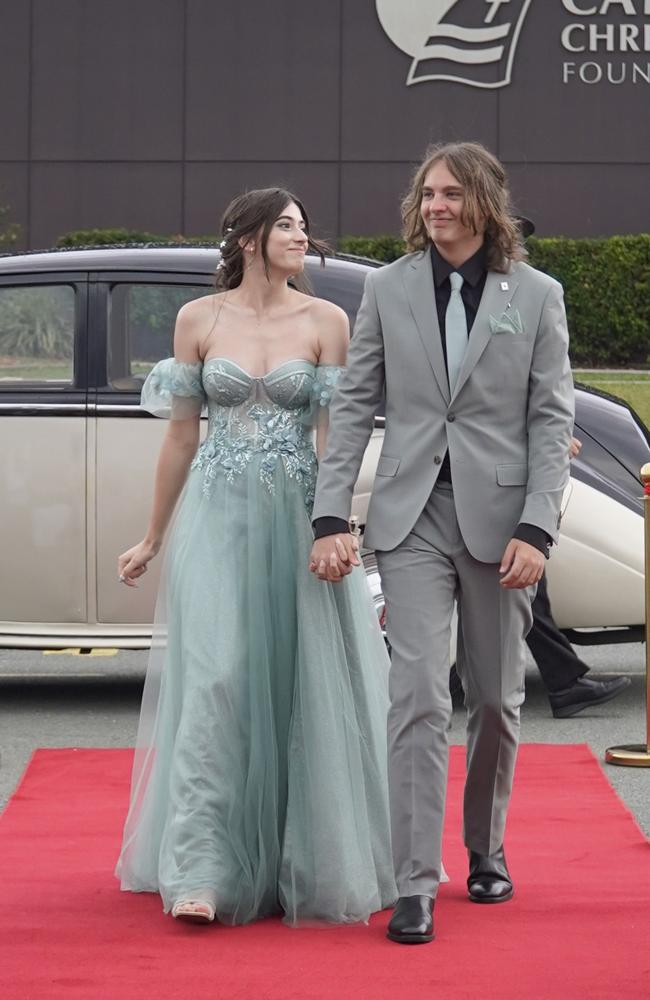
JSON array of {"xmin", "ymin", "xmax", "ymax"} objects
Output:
[
  {"xmin": 561, "ymin": 24, "xmax": 586, "ymax": 51},
  {"xmin": 561, "ymin": 0, "xmax": 598, "ymax": 13}
]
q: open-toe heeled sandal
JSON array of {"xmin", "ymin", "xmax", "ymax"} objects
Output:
[{"xmin": 171, "ymin": 898, "xmax": 216, "ymax": 924}]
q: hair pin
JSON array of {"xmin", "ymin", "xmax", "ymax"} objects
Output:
[{"xmin": 217, "ymin": 227, "xmax": 234, "ymax": 270}]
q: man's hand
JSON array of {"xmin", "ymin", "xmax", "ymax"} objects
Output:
[
  {"xmin": 309, "ymin": 534, "xmax": 361, "ymax": 582},
  {"xmin": 569, "ymin": 436, "xmax": 582, "ymax": 460},
  {"xmin": 499, "ymin": 539, "xmax": 544, "ymax": 589}
]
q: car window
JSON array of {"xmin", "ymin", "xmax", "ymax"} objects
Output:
[
  {"xmin": 307, "ymin": 261, "xmax": 386, "ymax": 418},
  {"xmin": 107, "ymin": 282, "xmax": 211, "ymax": 390},
  {"xmin": 0, "ymin": 284, "xmax": 75, "ymax": 386},
  {"xmin": 307, "ymin": 263, "xmax": 365, "ymax": 330}
]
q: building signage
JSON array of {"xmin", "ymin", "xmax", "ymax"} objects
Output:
[
  {"xmin": 375, "ymin": 0, "xmax": 533, "ymax": 89},
  {"xmin": 376, "ymin": 0, "xmax": 650, "ymax": 87},
  {"xmin": 561, "ymin": 0, "xmax": 650, "ymax": 85}
]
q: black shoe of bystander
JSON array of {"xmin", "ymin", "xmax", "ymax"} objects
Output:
[{"xmin": 549, "ymin": 675, "xmax": 631, "ymax": 719}]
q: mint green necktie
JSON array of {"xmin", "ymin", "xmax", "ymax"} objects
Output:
[{"xmin": 445, "ymin": 271, "xmax": 468, "ymax": 393}]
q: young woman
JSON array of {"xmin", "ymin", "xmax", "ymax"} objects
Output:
[{"xmin": 115, "ymin": 188, "xmax": 396, "ymax": 926}]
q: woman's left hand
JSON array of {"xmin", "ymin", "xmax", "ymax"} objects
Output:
[{"xmin": 118, "ymin": 539, "xmax": 160, "ymax": 588}]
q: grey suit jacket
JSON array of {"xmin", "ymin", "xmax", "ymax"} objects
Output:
[{"xmin": 313, "ymin": 249, "xmax": 575, "ymax": 563}]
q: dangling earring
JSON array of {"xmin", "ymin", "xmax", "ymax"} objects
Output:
[{"xmin": 246, "ymin": 244, "xmax": 256, "ymax": 270}]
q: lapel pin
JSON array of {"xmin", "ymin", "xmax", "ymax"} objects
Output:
[{"xmin": 500, "ymin": 281, "xmax": 509, "ymax": 291}]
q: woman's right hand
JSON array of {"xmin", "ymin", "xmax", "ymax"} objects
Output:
[{"xmin": 118, "ymin": 539, "xmax": 160, "ymax": 588}]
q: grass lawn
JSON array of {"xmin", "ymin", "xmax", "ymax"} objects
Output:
[
  {"xmin": 574, "ymin": 370, "xmax": 650, "ymax": 429},
  {"xmin": 0, "ymin": 359, "xmax": 152, "ymax": 382},
  {"xmin": 0, "ymin": 358, "xmax": 72, "ymax": 382}
]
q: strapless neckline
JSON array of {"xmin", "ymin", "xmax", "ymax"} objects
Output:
[{"xmin": 202, "ymin": 357, "xmax": 317, "ymax": 381}]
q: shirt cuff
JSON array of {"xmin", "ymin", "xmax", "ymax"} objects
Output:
[
  {"xmin": 514, "ymin": 523, "xmax": 553, "ymax": 558},
  {"xmin": 312, "ymin": 516, "xmax": 351, "ymax": 539}
]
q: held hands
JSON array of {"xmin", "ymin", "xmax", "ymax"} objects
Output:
[
  {"xmin": 118, "ymin": 539, "xmax": 160, "ymax": 588},
  {"xmin": 499, "ymin": 539, "xmax": 544, "ymax": 589},
  {"xmin": 309, "ymin": 533, "xmax": 361, "ymax": 583}
]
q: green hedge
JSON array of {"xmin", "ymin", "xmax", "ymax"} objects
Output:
[
  {"xmin": 57, "ymin": 228, "xmax": 650, "ymax": 366},
  {"xmin": 339, "ymin": 234, "xmax": 406, "ymax": 263},
  {"xmin": 56, "ymin": 228, "xmax": 220, "ymax": 248},
  {"xmin": 0, "ymin": 201, "xmax": 21, "ymax": 251},
  {"xmin": 340, "ymin": 233, "xmax": 650, "ymax": 367}
]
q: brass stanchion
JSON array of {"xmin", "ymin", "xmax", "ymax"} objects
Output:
[{"xmin": 605, "ymin": 462, "xmax": 650, "ymax": 767}]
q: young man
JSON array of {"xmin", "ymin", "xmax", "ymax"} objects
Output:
[{"xmin": 309, "ymin": 142, "xmax": 575, "ymax": 943}]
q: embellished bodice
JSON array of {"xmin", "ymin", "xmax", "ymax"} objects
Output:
[{"xmin": 141, "ymin": 357, "xmax": 344, "ymax": 508}]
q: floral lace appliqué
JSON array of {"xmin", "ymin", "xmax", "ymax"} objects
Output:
[
  {"xmin": 188, "ymin": 361, "xmax": 345, "ymax": 510},
  {"xmin": 191, "ymin": 403, "xmax": 318, "ymax": 509}
]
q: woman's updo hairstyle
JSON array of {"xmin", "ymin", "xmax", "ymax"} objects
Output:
[{"xmin": 215, "ymin": 187, "xmax": 330, "ymax": 293}]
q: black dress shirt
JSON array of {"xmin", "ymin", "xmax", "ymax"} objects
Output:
[
  {"xmin": 431, "ymin": 242, "xmax": 487, "ymax": 482},
  {"xmin": 314, "ymin": 242, "xmax": 551, "ymax": 556}
]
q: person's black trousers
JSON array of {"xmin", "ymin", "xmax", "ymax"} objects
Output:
[{"xmin": 526, "ymin": 573, "xmax": 587, "ymax": 693}]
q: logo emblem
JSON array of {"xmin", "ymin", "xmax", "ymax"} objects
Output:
[{"xmin": 376, "ymin": 0, "xmax": 533, "ymax": 89}]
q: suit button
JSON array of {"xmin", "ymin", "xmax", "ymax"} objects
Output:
[
  {"xmin": 434, "ymin": 455, "xmax": 442, "ymax": 465},
  {"xmin": 447, "ymin": 413, "xmax": 456, "ymax": 422}
]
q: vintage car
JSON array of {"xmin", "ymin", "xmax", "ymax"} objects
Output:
[{"xmin": 0, "ymin": 246, "xmax": 647, "ymax": 650}]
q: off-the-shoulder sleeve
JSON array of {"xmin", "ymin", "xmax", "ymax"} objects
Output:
[
  {"xmin": 301, "ymin": 364, "xmax": 346, "ymax": 429},
  {"xmin": 140, "ymin": 358, "xmax": 206, "ymax": 419}
]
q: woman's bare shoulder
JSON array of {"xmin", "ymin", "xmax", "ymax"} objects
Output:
[
  {"xmin": 177, "ymin": 292, "xmax": 222, "ymax": 323},
  {"xmin": 173, "ymin": 294, "xmax": 223, "ymax": 361},
  {"xmin": 307, "ymin": 295, "xmax": 348, "ymax": 326},
  {"xmin": 306, "ymin": 297, "xmax": 349, "ymax": 365}
]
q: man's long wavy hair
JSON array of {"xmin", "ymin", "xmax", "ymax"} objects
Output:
[{"xmin": 401, "ymin": 142, "xmax": 526, "ymax": 273}]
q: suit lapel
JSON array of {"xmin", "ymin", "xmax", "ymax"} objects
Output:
[
  {"xmin": 403, "ymin": 253, "xmax": 450, "ymax": 404},
  {"xmin": 451, "ymin": 269, "xmax": 520, "ymax": 402}
]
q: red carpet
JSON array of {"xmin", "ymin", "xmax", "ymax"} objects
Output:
[{"xmin": 1, "ymin": 745, "xmax": 648, "ymax": 1000}]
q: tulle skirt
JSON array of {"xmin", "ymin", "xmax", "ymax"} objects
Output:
[{"xmin": 115, "ymin": 456, "xmax": 397, "ymax": 924}]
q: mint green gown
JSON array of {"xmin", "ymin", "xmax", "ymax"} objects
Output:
[{"xmin": 115, "ymin": 357, "xmax": 397, "ymax": 925}]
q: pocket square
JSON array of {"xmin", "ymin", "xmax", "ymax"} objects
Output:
[{"xmin": 489, "ymin": 309, "xmax": 524, "ymax": 335}]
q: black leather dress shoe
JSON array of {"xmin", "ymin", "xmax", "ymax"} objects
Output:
[
  {"xmin": 467, "ymin": 847, "xmax": 513, "ymax": 904},
  {"xmin": 386, "ymin": 895, "xmax": 435, "ymax": 944},
  {"xmin": 549, "ymin": 674, "xmax": 631, "ymax": 719}
]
